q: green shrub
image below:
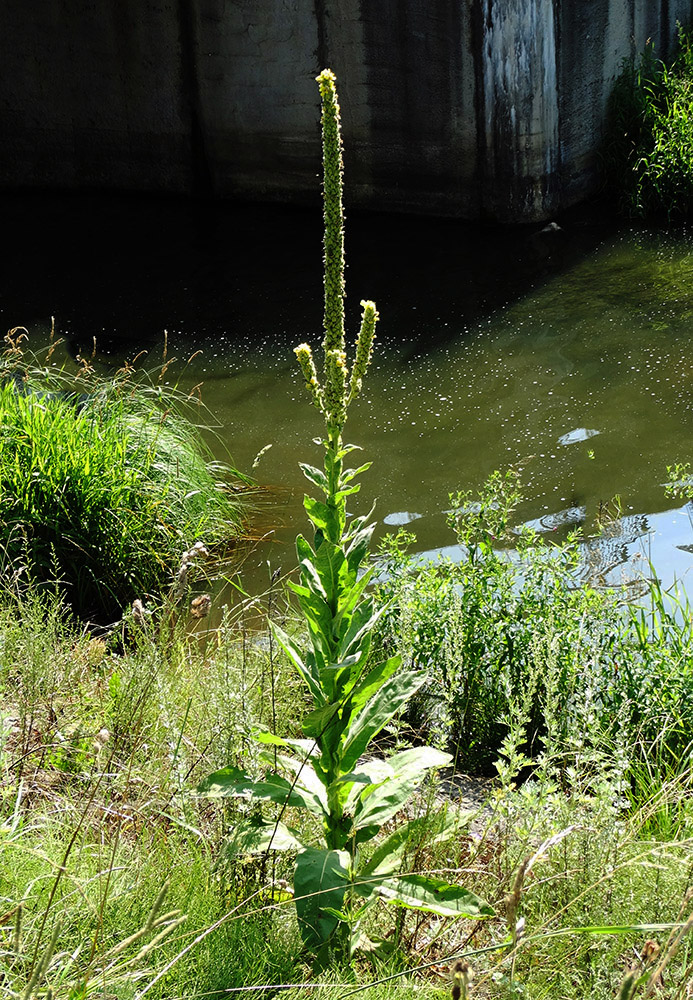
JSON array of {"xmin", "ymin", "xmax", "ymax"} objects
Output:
[
  {"xmin": 603, "ymin": 25, "xmax": 693, "ymax": 217},
  {"xmin": 375, "ymin": 470, "xmax": 693, "ymax": 774},
  {"xmin": 0, "ymin": 358, "xmax": 248, "ymax": 621}
]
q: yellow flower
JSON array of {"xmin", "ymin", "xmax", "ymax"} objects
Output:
[
  {"xmin": 294, "ymin": 343, "xmax": 324, "ymax": 411},
  {"xmin": 349, "ymin": 300, "xmax": 378, "ymax": 402}
]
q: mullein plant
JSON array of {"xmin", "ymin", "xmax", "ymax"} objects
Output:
[{"xmin": 199, "ymin": 70, "xmax": 493, "ymax": 962}]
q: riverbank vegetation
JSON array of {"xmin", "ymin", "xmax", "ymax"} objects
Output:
[
  {"xmin": 376, "ymin": 469, "xmax": 693, "ymax": 778},
  {"xmin": 0, "ymin": 69, "xmax": 691, "ymax": 1000},
  {"xmin": 0, "ymin": 333, "xmax": 249, "ymax": 621},
  {"xmin": 604, "ymin": 24, "xmax": 693, "ymax": 217},
  {"xmin": 0, "ymin": 528, "xmax": 691, "ymax": 999}
]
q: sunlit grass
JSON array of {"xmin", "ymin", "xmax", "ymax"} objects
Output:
[
  {"xmin": 0, "ymin": 359, "xmax": 250, "ymax": 621},
  {"xmin": 603, "ymin": 25, "xmax": 693, "ymax": 217},
  {"xmin": 0, "ymin": 572, "xmax": 691, "ymax": 999}
]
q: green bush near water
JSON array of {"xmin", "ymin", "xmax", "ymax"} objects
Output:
[
  {"xmin": 376, "ymin": 469, "xmax": 693, "ymax": 775},
  {"xmin": 0, "ymin": 361, "xmax": 248, "ymax": 621},
  {"xmin": 604, "ymin": 25, "xmax": 693, "ymax": 217}
]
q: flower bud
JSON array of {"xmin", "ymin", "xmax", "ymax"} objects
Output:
[{"xmin": 294, "ymin": 343, "xmax": 324, "ymax": 411}]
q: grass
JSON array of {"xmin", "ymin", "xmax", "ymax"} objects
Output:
[
  {"xmin": 0, "ymin": 584, "xmax": 306, "ymax": 999},
  {"xmin": 0, "ymin": 336, "xmax": 250, "ymax": 622},
  {"xmin": 0, "ymin": 532, "xmax": 690, "ymax": 999},
  {"xmin": 603, "ymin": 24, "xmax": 693, "ymax": 217}
]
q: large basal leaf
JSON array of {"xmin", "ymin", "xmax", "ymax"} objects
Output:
[
  {"xmin": 341, "ymin": 670, "xmax": 427, "ymax": 773},
  {"xmin": 359, "ymin": 873, "xmax": 494, "ymax": 919},
  {"xmin": 354, "ymin": 746, "xmax": 451, "ymax": 831},
  {"xmin": 294, "ymin": 848, "xmax": 350, "ymax": 950},
  {"xmin": 197, "ymin": 766, "xmax": 326, "ymax": 819},
  {"xmin": 226, "ymin": 818, "xmax": 304, "ymax": 856}
]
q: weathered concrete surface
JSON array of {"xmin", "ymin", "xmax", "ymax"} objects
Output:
[{"xmin": 0, "ymin": 0, "xmax": 691, "ymax": 220}]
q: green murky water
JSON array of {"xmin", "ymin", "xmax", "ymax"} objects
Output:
[{"xmin": 4, "ymin": 194, "xmax": 693, "ymax": 591}]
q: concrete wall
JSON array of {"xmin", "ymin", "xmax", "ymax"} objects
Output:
[{"xmin": 0, "ymin": 0, "xmax": 691, "ymax": 221}]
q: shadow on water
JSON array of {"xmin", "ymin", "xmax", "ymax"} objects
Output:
[
  {"xmin": 0, "ymin": 191, "xmax": 606, "ymax": 358},
  {"xmin": 4, "ymin": 191, "xmax": 693, "ymax": 595}
]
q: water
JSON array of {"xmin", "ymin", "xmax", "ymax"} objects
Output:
[{"xmin": 3, "ymin": 192, "xmax": 693, "ymax": 593}]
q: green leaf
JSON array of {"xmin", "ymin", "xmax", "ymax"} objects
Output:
[
  {"xmin": 341, "ymin": 509, "xmax": 375, "ymax": 550},
  {"xmin": 270, "ymin": 622, "xmax": 324, "ymax": 705},
  {"xmin": 295, "ymin": 535, "xmax": 328, "ymax": 596},
  {"xmin": 285, "ymin": 582, "xmax": 334, "ymax": 651},
  {"xmin": 252, "ymin": 728, "xmax": 319, "ymax": 758},
  {"xmin": 339, "ymin": 597, "xmax": 382, "ymax": 659},
  {"xmin": 294, "ymin": 848, "xmax": 350, "ymax": 950},
  {"xmin": 260, "ymin": 752, "xmax": 329, "ymax": 812},
  {"xmin": 347, "ymin": 655, "xmax": 401, "ymax": 713},
  {"xmin": 302, "ymin": 702, "xmax": 341, "ymax": 743},
  {"xmin": 335, "ymin": 484, "xmax": 361, "ymax": 501},
  {"xmin": 197, "ymin": 766, "xmax": 326, "ymax": 819},
  {"xmin": 329, "ymin": 759, "xmax": 389, "ymax": 812},
  {"xmin": 304, "ymin": 495, "xmax": 343, "ymax": 542},
  {"xmin": 319, "ymin": 651, "xmax": 365, "ymax": 701},
  {"xmin": 361, "ymin": 809, "xmax": 474, "ymax": 877},
  {"xmin": 340, "ymin": 461, "xmax": 372, "ymax": 486},
  {"xmin": 299, "ymin": 462, "xmax": 329, "ymax": 494},
  {"xmin": 313, "ymin": 536, "xmax": 347, "ymax": 607},
  {"xmin": 226, "ymin": 818, "xmax": 304, "ymax": 856},
  {"xmin": 335, "ymin": 566, "xmax": 373, "ymax": 624},
  {"xmin": 354, "ymin": 746, "xmax": 451, "ymax": 830},
  {"xmin": 341, "ymin": 670, "xmax": 426, "ymax": 772},
  {"xmin": 353, "ymin": 823, "xmax": 380, "ymax": 847},
  {"xmin": 345, "ymin": 522, "xmax": 376, "ymax": 574},
  {"xmin": 358, "ymin": 873, "xmax": 494, "ymax": 918}
]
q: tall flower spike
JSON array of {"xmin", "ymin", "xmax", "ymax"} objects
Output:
[
  {"xmin": 349, "ymin": 300, "xmax": 378, "ymax": 403},
  {"xmin": 323, "ymin": 349, "xmax": 348, "ymax": 429},
  {"xmin": 294, "ymin": 343, "xmax": 324, "ymax": 411},
  {"xmin": 316, "ymin": 69, "xmax": 346, "ymax": 361}
]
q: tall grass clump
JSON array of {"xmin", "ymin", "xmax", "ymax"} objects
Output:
[
  {"xmin": 0, "ymin": 343, "xmax": 248, "ymax": 621},
  {"xmin": 603, "ymin": 24, "xmax": 693, "ymax": 217}
]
